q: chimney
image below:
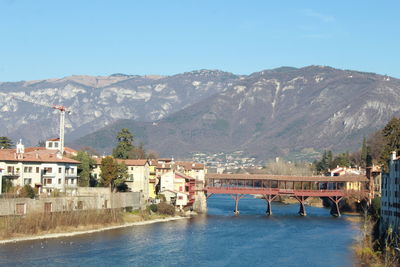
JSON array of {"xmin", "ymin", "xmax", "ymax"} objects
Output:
[{"xmin": 391, "ymin": 151, "xmax": 397, "ymax": 161}]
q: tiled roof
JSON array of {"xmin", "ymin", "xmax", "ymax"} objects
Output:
[
  {"xmin": 175, "ymin": 171, "xmax": 195, "ymax": 180},
  {"xmin": 176, "ymin": 161, "xmax": 205, "ymax": 170},
  {"xmin": 0, "ymin": 148, "xmax": 80, "ymax": 164},
  {"xmin": 117, "ymin": 159, "xmax": 148, "ymax": 166},
  {"xmin": 156, "ymin": 163, "xmax": 174, "ymax": 169},
  {"xmin": 206, "ymin": 173, "xmax": 369, "ymax": 182},
  {"xmin": 94, "ymin": 157, "xmax": 148, "ymax": 166}
]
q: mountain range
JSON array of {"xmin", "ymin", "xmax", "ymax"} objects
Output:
[{"xmin": 1, "ymin": 66, "xmax": 399, "ymax": 161}]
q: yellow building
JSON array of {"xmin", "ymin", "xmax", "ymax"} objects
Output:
[
  {"xmin": 148, "ymin": 160, "xmax": 157, "ymax": 199},
  {"xmin": 93, "ymin": 158, "xmax": 150, "ymax": 201}
]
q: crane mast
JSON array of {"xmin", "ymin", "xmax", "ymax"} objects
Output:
[{"xmin": 12, "ymin": 96, "xmax": 69, "ymax": 155}]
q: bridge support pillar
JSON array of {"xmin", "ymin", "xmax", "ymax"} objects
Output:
[
  {"xmin": 329, "ymin": 196, "xmax": 343, "ymax": 217},
  {"xmin": 264, "ymin": 195, "xmax": 277, "ymax": 216},
  {"xmin": 295, "ymin": 196, "xmax": 308, "ymax": 216},
  {"xmin": 230, "ymin": 194, "xmax": 245, "ymax": 215}
]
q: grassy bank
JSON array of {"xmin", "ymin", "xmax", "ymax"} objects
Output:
[
  {"xmin": 353, "ymin": 213, "xmax": 399, "ymax": 266},
  {"xmin": 0, "ymin": 203, "xmax": 181, "ymax": 241}
]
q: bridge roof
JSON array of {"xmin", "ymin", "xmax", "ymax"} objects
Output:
[{"xmin": 205, "ymin": 173, "xmax": 369, "ymax": 182}]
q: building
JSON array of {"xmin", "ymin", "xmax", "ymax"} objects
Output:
[
  {"xmin": 328, "ymin": 166, "xmax": 365, "ymax": 191},
  {"xmin": 175, "ymin": 161, "xmax": 207, "ymax": 182},
  {"xmin": 381, "ymin": 152, "xmax": 400, "ymax": 235},
  {"xmin": 0, "ymin": 140, "xmax": 80, "ymax": 195},
  {"xmin": 159, "ymin": 170, "xmax": 195, "ymax": 208},
  {"xmin": 92, "ymin": 158, "xmax": 150, "ymax": 201},
  {"xmin": 367, "ymin": 165, "xmax": 382, "ymax": 198},
  {"xmin": 148, "ymin": 160, "xmax": 157, "ymax": 199}
]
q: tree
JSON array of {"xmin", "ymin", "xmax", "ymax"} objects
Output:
[
  {"xmin": 115, "ymin": 162, "xmax": 129, "ymax": 192},
  {"xmin": 100, "ymin": 156, "xmax": 118, "ymax": 190},
  {"xmin": 128, "ymin": 142, "xmax": 147, "ymax": 159},
  {"xmin": 360, "ymin": 137, "xmax": 367, "ymax": 167},
  {"xmin": 332, "ymin": 152, "xmax": 350, "ymax": 167},
  {"xmin": 315, "ymin": 150, "xmax": 332, "ymax": 174},
  {"xmin": 0, "ymin": 136, "xmax": 13, "ymax": 149},
  {"xmin": 73, "ymin": 151, "xmax": 96, "ymax": 187},
  {"xmin": 112, "ymin": 128, "xmax": 134, "ymax": 159},
  {"xmin": 37, "ymin": 140, "xmax": 46, "ymax": 147},
  {"xmin": 379, "ymin": 117, "xmax": 400, "ymax": 169},
  {"xmin": 100, "ymin": 156, "xmax": 128, "ymax": 192}
]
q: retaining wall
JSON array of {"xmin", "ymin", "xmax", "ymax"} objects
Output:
[{"xmin": 0, "ymin": 188, "xmax": 143, "ymax": 216}]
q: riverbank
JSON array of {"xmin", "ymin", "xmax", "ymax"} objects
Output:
[{"xmin": 0, "ymin": 215, "xmax": 188, "ymax": 245}]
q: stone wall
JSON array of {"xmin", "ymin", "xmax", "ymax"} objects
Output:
[{"xmin": 0, "ymin": 188, "xmax": 143, "ymax": 216}]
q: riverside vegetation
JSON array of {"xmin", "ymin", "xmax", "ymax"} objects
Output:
[{"xmin": 0, "ymin": 202, "xmax": 177, "ymax": 240}]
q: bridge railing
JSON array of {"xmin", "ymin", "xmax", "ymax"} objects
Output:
[{"xmin": 206, "ymin": 186, "xmax": 369, "ymax": 198}]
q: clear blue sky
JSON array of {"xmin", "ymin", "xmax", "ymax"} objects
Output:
[{"xmin": 1, "ymin": 0, "xmax": 399, "ymax": 81}]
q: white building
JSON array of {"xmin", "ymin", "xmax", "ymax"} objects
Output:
[
  {"xmin": 0, "ymin": 141, "xmax": 80, "ymax": 195},
  {"xmin": 381, "ymin": 151, "xmax": 400, "ymax": 234}
]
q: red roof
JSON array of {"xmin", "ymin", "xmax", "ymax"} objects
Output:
[
  {"xmin": 47, "ymin": 138, "xmax": 60, "ymax": 141},
  {"xmin": 117, "ymin": 159, "xmax": 148, "ymax": 166},
  {"xmin": 176, "ymin": 161, "xmax": 205, "ymax": 170},
  {"xmin": 0, "ymin": 148, "xmax": 80, "ymax": 164},
  {"xmin": 94, "ymin": 157, "xmax": 148, "ymax": 166}
]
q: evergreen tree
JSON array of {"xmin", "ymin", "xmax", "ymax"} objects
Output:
[
  {"xmin": 112, "ymin": 128, "xmax": 134, "ymax": 159},
  {"xmin": 379, "ymin": 117, "xmax": 400, "ymax": 169},
  {"xmin": 327, "ymin": 150, "xmax": 333, "ymax": 169},
  {"xmin": 0, "ymin": 136, "xmax": 13, "ymax": 149},
  {"xmin": 360, "ymin": 137, "xmax": 368, "ymax": 167},
  {"xmin": 332, "ymin": 152, "xmax": 350, "ymax": 167},
  {"xmin": 73, "ymin": 151, "xmax": 96, "ymax": 187}
]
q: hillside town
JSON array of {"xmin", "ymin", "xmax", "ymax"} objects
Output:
[
  {"xmin": 0, "ymin": 119, "xmax": 400, "ymax": 265},
  {"xmin": 0, "ymin": 135, "xmax": 207, "ymax": 215}
]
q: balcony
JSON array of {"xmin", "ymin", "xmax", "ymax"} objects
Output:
[
  {"xmin": 3, "ymin": 171, "xmax": 21, "ymax": 179},
  {"xmin": 65, "ymin": 172, "xmax": 77, "ymax": 178},
  {"xmin": 42, "ymin": 171, "xmax": 56, "ymax": 177}
]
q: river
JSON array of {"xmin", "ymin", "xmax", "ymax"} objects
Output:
[{"xmin": 0, "ymin": 195, "xmax": 360, "ymax": 266}]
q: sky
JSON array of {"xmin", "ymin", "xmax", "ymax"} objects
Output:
[{"xmin": 0, "ymin": 0, "xmax": 399, "ymax": 81}]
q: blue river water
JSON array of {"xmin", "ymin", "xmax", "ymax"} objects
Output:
[{"xmin": 0, "ymin": 195, "xmax": 360, "ymax": 266}]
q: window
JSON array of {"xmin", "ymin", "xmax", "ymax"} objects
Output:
[
  {"xmin": 59, "ymin": 167, "xmax": 62, "ymax": 174},
  {"xmin": 24, "ymin": 178, "xmax": 32, "ymax": 185},
  {"xmin": 178, "ymin": 196, "xmax": 183, "ymax": 200},
  {"xmin": 16, "ymin": 203, "xmax": 26, "ymax": 215},
  {"xmin": 58, "ymin": 179, "xmax": 61, "ymax": 184},
  {"xmin": 129, "ymin": 174, "xmax": 134, "ymax": 181},
  {"xmin": 48, "ymin": 142, "xmax": 53, "ymax": 148},
  {"xmin": 54, "ymin": 142, "xmax": 59, "ymax": 148},
  {"xmin": 46, "ymin": 178, "xmax": 52, "ymax": 185},
  {"xmin": 44, "ymin": 202, "xmax": 52, "ymax": 213},
  {"xmin": 36, "ymin": 167, "xmax": 40, "ymax": 173}
]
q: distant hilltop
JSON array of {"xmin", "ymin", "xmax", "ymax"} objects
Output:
[{"xmin": 0, "ymin": 66, "xmax": 399, "ymax": 160}]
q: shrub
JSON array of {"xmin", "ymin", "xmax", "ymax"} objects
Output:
[
  {"xmin": 149, "ymin": 204, "xmax": 158, "ymax": 213},
  {"xmin": 157, "ymin": 202, "xmax": 175, "ymax": 215},
  {"xmin": 157, "ymin": 194, "xmax": 166, "ymax": 202},
  {"xmin": 20, "ymin": 185, "xmax": 35, "ymax": 199}
]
